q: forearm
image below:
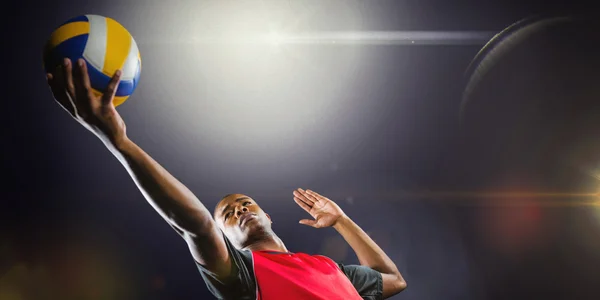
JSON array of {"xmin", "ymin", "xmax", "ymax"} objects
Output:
[
  {"xmin": 110, "ymin": 138, "xmax": 214, "ymax": 235},
  {"xmin": 333, "ymin": 215, "xmax": 399, "ymax": 275}
]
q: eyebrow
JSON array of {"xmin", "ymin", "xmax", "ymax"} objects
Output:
[{"xmin": 220, "ymin": 197, "xmax": 251, "ymax": 217}]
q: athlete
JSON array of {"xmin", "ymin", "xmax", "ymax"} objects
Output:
[{"xmin": 45, "ymin": 58, "xmax": 407, "ymax": 299}]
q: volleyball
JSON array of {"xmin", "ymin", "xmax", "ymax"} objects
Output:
[{"xmin": 43, "ymin": 14, "xmax": 141, "ymax": 107}]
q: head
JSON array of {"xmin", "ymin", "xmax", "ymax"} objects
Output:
[{"xmin": 213, "ymin": 194, "xmax": 273, "ymax": 249}]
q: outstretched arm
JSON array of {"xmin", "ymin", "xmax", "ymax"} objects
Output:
[
  {"xmin": 112, "ymin": 139, "xmax": 232, "ymax": 274},
  {"xmin": 294, "ymin": 188, "xmax": 407, "ymax": 298},
  {"xmin": 46, "ymin": 58, "xmax": 233, "ymax": 281}
]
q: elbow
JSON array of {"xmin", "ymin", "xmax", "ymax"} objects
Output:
[
  {"xmin": 395, "ymin": 276, "xmax": 407, "ymax": 292},
  {"xmin": 382, "ymin": 271, "xmax": 407, "ymax": 298},
  {"xmin": 389, "ymin": 273, "xmax": 407, "ymax": 296}
]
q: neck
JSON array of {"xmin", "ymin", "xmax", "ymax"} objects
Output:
[{"xmin": 242, "ymin": 230, "xmax": 288, "ymax": 252}]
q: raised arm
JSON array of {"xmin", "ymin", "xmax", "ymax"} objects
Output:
[
  {"xmin": 294, "ymin": 189, "xmax": 407, "ymax": 298},
  {"xmin": 46, "ymin": 58, "xmax": 233, "ymax": 280},
  {"xmin": 332, "ymin": 214, "xmax": 407, "ymax": 298}
]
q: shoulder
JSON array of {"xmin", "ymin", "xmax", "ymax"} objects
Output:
[
  {"xmin": 194, "ymin": 232, "xmax": 257, "ymax": 300},
  {"xmin": 306, "ymin": 254, "xmax": 384, "ymax": 299},
  {"xmin": 308, "ymin": 254, "xmax": 342, "ymax": 268},
  {"xmin": 337, "ymin": 263, "xmax": 384, "ymax": 300}
]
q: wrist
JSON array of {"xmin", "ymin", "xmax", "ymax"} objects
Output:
[
  {"xmin": 333, "ymin": 214, "xmax": 351, "ymax": 230},
  {"xmin": 111, "ymin": 135, "xmax": 134, "ymax": 153}
]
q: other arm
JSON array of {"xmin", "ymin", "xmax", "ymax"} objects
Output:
[
  {"xmin": 294, "ymin": 189, "xmax": 406, "ymax": 299},
  {"xmin": 333, "ymin": 215, "xmax": 407, "ymax": 298}
]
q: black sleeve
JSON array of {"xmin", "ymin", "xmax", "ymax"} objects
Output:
[
  {"xmin": 194, "ymin": 231, "xmax": 256, "ymax": 300},
  {"xmin": 338, "ymin": 263, "xmax": 383, "ymax": 300}
]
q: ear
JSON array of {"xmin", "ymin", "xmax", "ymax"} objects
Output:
[{"xmin": 266, "ymin": 213, "xmax": 272, "ymax": 223}]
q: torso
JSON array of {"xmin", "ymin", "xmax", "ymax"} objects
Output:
[{"xmin": 251, "ymin": 250, "xmax": 364, "ymax": 300}]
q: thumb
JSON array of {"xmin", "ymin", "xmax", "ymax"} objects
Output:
[{"xmin": 299, "ymin": 219, "xmax": 318, "ymax": 227}]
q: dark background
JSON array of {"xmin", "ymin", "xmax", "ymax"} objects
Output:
[{"xmin": 3, "ymin": 0, "xmax": 600, "ymax": 299}]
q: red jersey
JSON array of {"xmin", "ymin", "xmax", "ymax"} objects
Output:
[
  {"xmin": 196, "ymin": 233, "xmax": 383, "ymax": 300},
  {"xmin": 253, "ymin": 250, "xmax": 364, "ymax": 299}
]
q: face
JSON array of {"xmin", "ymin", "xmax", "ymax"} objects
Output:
[{"xmin": 214, "ymin": 194, "xmax": 272, "ymax": 248}]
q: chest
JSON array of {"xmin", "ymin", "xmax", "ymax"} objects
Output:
[{"xmin": 251, "ymin": 251, "xmax": 362, "ymax": 300}]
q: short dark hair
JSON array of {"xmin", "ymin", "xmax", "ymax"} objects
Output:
[{"xmin": 221, "ymin": 194, "xmax": 235, "ymax": 200}]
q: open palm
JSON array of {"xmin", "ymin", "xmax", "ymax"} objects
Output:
[{"xmin": 293, "ymin": 189, "xmax": 346, "ymax": 228}]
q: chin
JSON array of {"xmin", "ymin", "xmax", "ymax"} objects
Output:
[
  {"xmin": 242, "ymin": 222, "xmax": 264, "ymax": 233},
  {"xmin": 244, "ymin": 222, "xmax": 272, "ymax": 238}
]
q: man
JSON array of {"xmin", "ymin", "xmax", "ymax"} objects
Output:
[{"xmin": 45, "ymin": 58, "xmax": 407, "ymax": 299}]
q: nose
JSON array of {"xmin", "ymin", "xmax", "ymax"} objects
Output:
[{"xmin": 235, "ymin": 205, "xmax": 249, "ymax": 217}]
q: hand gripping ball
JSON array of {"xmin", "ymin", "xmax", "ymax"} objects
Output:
[{"xmin": 43, "ymin": 14, "xmax": 141, "ymax": 107}]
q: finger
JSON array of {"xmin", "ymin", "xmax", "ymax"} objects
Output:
[
  {"xmin": 303, "ymin": 189, "xmax": 320, "ymax": 203},
  {"xmin": 306, "ymin": 190, "xmax": 324, "ymax": 199},
  {"xmin": 46, "ymin": 72, "xmax": 54, "ymax": 89},
  {"xmin": 101, "ymin": 69, "xmax": 122, "ymax": 105},
  {"xmin": 299, "ymin": 219, "xmax": 318, "ymax": 227},
  {"xmin": 53, "ymin": 65, "xmax": 65, "ymax": 90},
  {"xmin": 72, "ymin": 59, "xmax": 95, "ymax": 116},
  {"xmin": 60, "ymin": 59, "xmax": 80, "ymax": 116},
  {"xmin": 63, "ymin": 58, "xmax": 75, "ymax": 98},
  {"xmin": 294, "ymin": 197, "xmax": 312, "ymax": 213},
  {"xmin": 46, "ymin": 71, "xmax": 61, "ymax": 99},
  {"xmin": 47, "ymin": 67, "xmax": 76, "ymax": 116},
  {"xmin": 294, "ymin": 189, "xmax": 314, "ymax": 203},
  {"xmin": 76, "ymin": 59, "xmax": 93, "ymax": 92},
  {"xmin": 74, "ymin": 59, "xmax": 94, "ymax": 102}
]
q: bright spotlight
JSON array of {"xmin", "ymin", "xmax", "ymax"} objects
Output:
[{"xmin": 265, "ymin": 31, "xmax": 284, "ymax": 46}]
